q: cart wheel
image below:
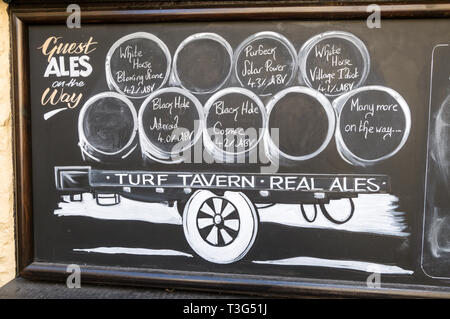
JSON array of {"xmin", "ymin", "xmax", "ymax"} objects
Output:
[
  {"xmin": 300, "ymin": 204, "xmax": 317, "ymax": 223},
  {"xmin": 183, "ymin": 190, "xmax": 258, "ymax": 264},
  {"xmin": 319, "ymin": 198, "xmax": 355, "ymax": 225}
]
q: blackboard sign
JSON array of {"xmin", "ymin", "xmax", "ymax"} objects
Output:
[
  {"xmin": 11, "ymin": 3, "xmax": 450, "ymax": 297},
  {"xmin": 422, "ymin": 44, "xmax": 450, "ymax": 279}
]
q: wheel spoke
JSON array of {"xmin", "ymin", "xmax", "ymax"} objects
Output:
[
  {"xmin": 206, "ymin": 226, "xmax": 219, "ymax": 245},
  {"xmin": 212, "ymin": 198, "xmax": 223, "ymax": 215},
  {"xmin": 220, "ymin": 229, "xmax": 234, "ymax": 245},
  {"xmin": 224, "ymin": 219, "xmax": 239, "ymax": 231},
  {"xmin": 221, "ymin": 202, "xmax": 235, "ymax": 218},
  {"xmin": 198, "ymin": 218, "xmax": 214, "ymax": 229},
  {"xmin": 200, "ymin": 202, "xmax": 215, "ymax": 217}
]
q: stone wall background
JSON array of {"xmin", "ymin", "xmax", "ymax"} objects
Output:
[{"xmin": 0, "ymin": 2, "xmax": 15, "ymax": 288}]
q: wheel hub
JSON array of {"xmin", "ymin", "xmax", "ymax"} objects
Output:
[
  {"xmin": 214, "ymin": 214, "xmax": 223, "ymax": 225},
  {"xmin": 196, "ymin": 196, "xmax": 240, "ymax": 247}
]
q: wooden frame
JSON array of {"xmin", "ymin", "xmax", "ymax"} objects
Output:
[{"xmin": 10, "ymin": 1, "xmax": 450, "ymax": 298}]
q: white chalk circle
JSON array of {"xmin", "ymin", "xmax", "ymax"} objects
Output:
[
  {"xmin": 78, "ymin": 92, "xmax": 138, "ymax": 162},
  {"xmin": 265, "ymin": 86, "xmax": 336, "ymax": 163},
  {"xmin": 299, "ymin": 31, "xmax": 370, "ymax": 98},
  {"xmin": 234, "ymin": 31, "xmax": 298, "ymax": 96},
  {"xmin": 203, "ymin": 87, "xmax": 266, "ymax": 162},
  {"xmin": 138, "ymin": 87, "xmax": 204, "ymax": 164},
  {"xmin": 172, "ymin": 33, "xmax": 233, "ymax": 94},
  {"xmin": 334, "ymin": 85, "xmax": 411, "ymax": 166},
  {"xmin": 106, "ymin": 32, "xmax": 171, "ymax": 99}
]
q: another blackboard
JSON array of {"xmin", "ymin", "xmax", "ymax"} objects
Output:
[{"xmin": 422, "ymin": 44, "xmax": 450, "ymax": 279}]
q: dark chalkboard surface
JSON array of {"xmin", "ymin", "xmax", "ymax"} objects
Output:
[
  {"xmin": 25, "ymin": 16, "xmax": 450, "ymax": 295},
  {"xmin": 79, "ymin": 92, "xmax": 137, "ymax": 162},
  {"xmin": 173, "ymin": 33, "xmax": 233, "ymax": 94},
  {"xmin": 266, "ymin": 86, "xmax": 334, "ymax": 163}
]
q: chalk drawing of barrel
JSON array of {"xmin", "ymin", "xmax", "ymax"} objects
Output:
[
  {"xmin": 106, "ymin": 32, "xmax": 171, "ymax": 99},
  {"xmin": 234, "ymin": 31, "xmax": 298, "ymax": 96},
  {"xmin": 298, "ymin": 31, "xmax": 370, "ymax": 98},
  {"xmin": 78, "ymin": 92, "xmax": 138, "ymax": 162},
  {"xmin": 138, "ymin": 87, "xmax": 204, "ymax": 164},
  {"xmin": 334, "ymin": 85, "xmax": 411, "ymax": 166},
  {"xmin": 172, "ymin": 33, "xmax": 233, "ymax": 94},
  {"xmin": 265, "ymin": 86, "xmax": 336, "ymax": 164},
  {"xmin": 203, "ymin": 87, "xmax": 266, "ymax": 162}
]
